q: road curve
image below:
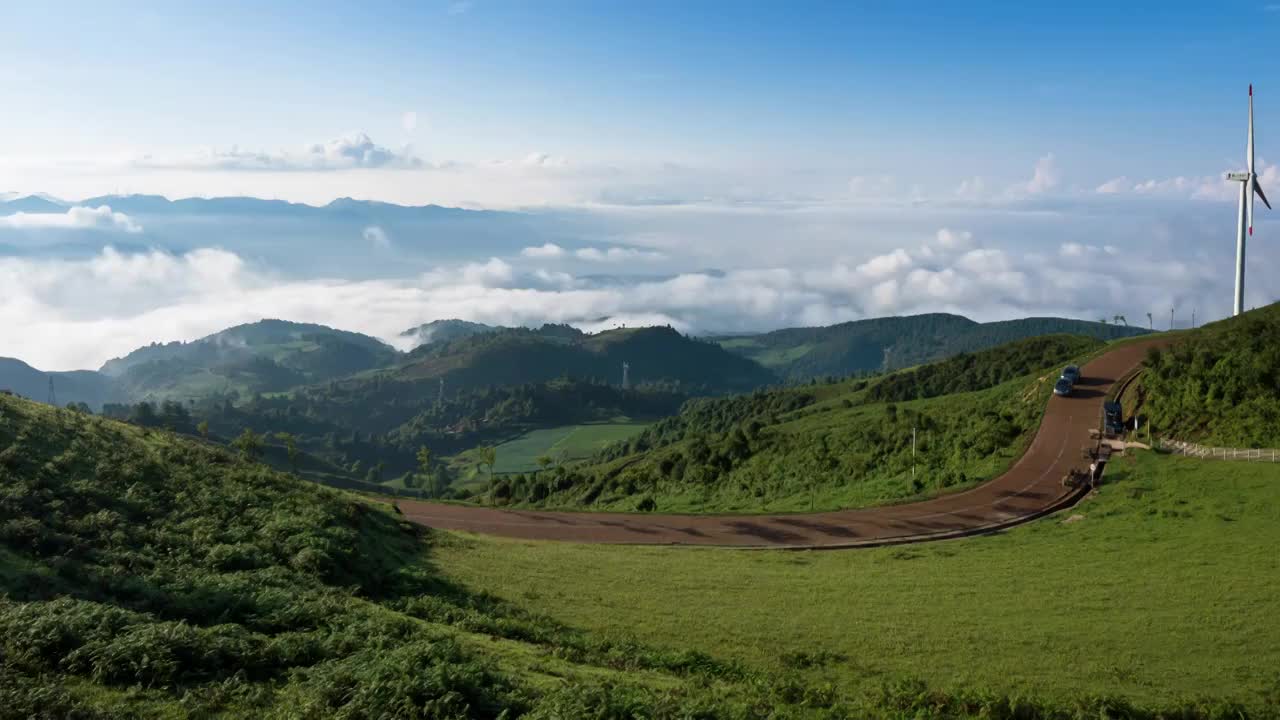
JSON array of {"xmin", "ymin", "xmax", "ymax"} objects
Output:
[{"xmin": 399, "ymin": 339, "xmax": 1161, "ymax": 548}]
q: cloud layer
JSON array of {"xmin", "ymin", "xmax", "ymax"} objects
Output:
[
  {"xmin": 3, "ymin": 224, "xmax": 1269, "ymax": 372},
  {"xmin": 0, "ymin": 205, "xmax": 141, "ymax": 233},
  {"xmin": 135, "ymin": 133, "xmax": 424, "ymax": 172}
]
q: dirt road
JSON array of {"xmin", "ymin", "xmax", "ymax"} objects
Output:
[{"xmin": 399, "ymin": 340, "xmax": 1158, "ymax": 548}]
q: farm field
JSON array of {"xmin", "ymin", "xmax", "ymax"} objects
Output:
[
  {"xmin": 432, "ymin": 450, "xmax": 1280, "ymax": 709},
  {"xmin": 490, "ymin": 422, "xmax": 648, "ymax": 474}
]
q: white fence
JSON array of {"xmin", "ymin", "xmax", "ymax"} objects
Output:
[{"xmin": 1158, "ymin": 438, "xmax": 1280, "ymax": 462}]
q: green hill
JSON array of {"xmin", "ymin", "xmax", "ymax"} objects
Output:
[
  {"xmin": 395, "ymin": 324, "xmax": 778, "ymax": 395},
  {"xmin": 717, "ymin": 313, "xmax": 1149, "ymax": 381},
  {"xmin": 488, "ymin": 334, "xmax": 1105, "ymax": 512},
  {"xmin": 98, "ymin": 319, "xmax": 401, "ymax": 402},
  {"xmin": 399, "ymin": 318, "xmax": 501, "ymax": 349},
  {"xmin": 0, "ymin": 392, "xmax": 849, "ymax": 717},
  {"xmin": 1139, "ymin": 301, "xmax": 1280, "ymax": 448}
]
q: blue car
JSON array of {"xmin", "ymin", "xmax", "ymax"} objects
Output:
[
  {"xmin": 1061, "ymin": 365, "xmax": 1081, "ymax": 384},
  {"xmin": 1053, "ymin": 377, "xmax": 1074, "ymax": 396}
]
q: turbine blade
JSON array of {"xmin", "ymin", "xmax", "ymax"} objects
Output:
[
  {"xmin": 1258, "ymin": 180, "xmax": 1273, "ymax": 210},
  {"xmin": 1249, "ymin": 84, "xmax": 1255, "ymax": 174},
  {"xmin": 1248, "ymin": 175, "xmax": 1254, "ymax": 234}
]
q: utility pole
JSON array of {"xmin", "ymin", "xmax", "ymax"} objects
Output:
[
  {"xmin": 622, "ymin": 361, "xmax": 630, "ymax": 390},
  {"xmin": 47, "ymin": 377, "xmax": 56, "ymax": 406},
  {"xmin": 912, "ymin": 426, "xmax": 917, "ymax": 483},
  {"xmin": 1192, "ymin": 308, "xmax": 1196, "ymax": 329},
  {"xmin": 1170, "ymin": 307, "xmax": 1175, "ymax": 331}
]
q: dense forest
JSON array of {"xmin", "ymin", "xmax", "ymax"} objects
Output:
[
  {"xmin": 1141, "ymin": 303, "xmax": 1280, "ymax": 447},
  {"xmin": 717, "ymin": 313, "xmax": 1147, "ymax": 380}
]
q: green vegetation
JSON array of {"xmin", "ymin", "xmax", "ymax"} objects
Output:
[
  {"xmin": 1141, "ymin": 302, "xmax": 1280, "ymax": 447},
  {"xmin": 3, "ymin": 382, "xmax": 1269, "ymax": 718},
  {"xmin": 437, "ymin": 451, "xmax": 1280, "ymax": 712},
  {"xmin": 717, "ymin": 313, "xmax": 1147, "ymax": 381},
  {"xmin": 867, "ymin": 334, "xmax": 1102, "ymax": 402},
  {"xmin": 491, "ymin": 422, "xmax": 649, "ymax": 474},
  {"xmin": 488, "ymin": 334, "xmax": 1098, "ymax": 512},
  {"xmin": 0, "ymin": 392, "xmax": 871, "ymax": 718}
]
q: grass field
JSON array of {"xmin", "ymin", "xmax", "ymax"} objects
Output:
[
  {"xmin": 433, "ymin": 450, "xmax": 1280, "ymax": 708},
  {"xmin": 491, "ymin": 422, "xmax": 648, "ymax": 474}
]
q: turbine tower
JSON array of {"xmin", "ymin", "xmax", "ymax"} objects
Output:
[{"xmin": 1227, "ymin": 84, "xmax": 1272, "ymax": 316}]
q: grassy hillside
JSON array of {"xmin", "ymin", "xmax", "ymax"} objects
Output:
[
  {"xmin": 0, "ymin": 392, "xmax": 890, "ymax": 718},
  {"xmin": 436, "ymin": 450, "xmax": 1280, "ymax": 712},
  {"xmin": 395, "ymin": 324, "xmax": 778, "ymax": 395},
  {"xmin": 98, "ymin": 319, "xmax": 400, "ymax": 402},
  {"xmin": 488, "ymin": 334, "xmax": 1100, "ymax": 512},
  {"xmin": 717, "ymin": 313, "xmax": 1148, "ymax": 381},
  {"xmin": 1140, "ymin": 302, "xmax": 1280, "ymax": 448}
]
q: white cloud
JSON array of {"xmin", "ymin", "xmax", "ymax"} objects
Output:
[
  {"xmin": 0, "ymin": 205, "xmax": 141, "ymax": 233},
  {"xmin": 0, "ymin": 230, "xmax": 1264, "ymax": 372},
  {"xmin": 574, "ymin": 246, "xmax": 665, "ymax": 262},
  {"xmin": 134, "ymin": 133, "xmax": 425, "ymax": 172},
  {"xmin": 1093, "ymin": 161, "xmax": 1279, "ymax": 203},
  {"xmin": 522, "ymin": 152, "xmax": 568, "ymax": 168},
  {"xmin": 521, "ymin": 242, "xmax": 566, "ymax": 258},
  {"xmin": 955, "ymin": 176, "xmax": 986, "ymax": 200},
  {"xmin": 402, "ymin": 111, "xmax": 419, "ymax": 132},
  {"xmin": 362, "ymin": 225, "xmax": 390, "ymax": 249},
  {"xmin": 1025, "ymin": 153, "xmax": 1059, "ymax": 194},
  {"xmin": 1096, "ymin": 177, "xmax": 1129, "ymax": 194},
  {"xmin": 519, "ymin": 242, "xmax": 664, "ymax": 262}
]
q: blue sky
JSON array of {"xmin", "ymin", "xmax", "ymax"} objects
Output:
[
  {"xmin": 3, "ymin": 0, "xmax": 1278, "ymax": 198},
  {"xmin": 2, "ymin": 1, "xmax": 1280, "ymax": 369}
]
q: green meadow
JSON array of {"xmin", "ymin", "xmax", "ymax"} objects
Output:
[{"xmin": 434, "ymin": 450, "xmax": 1280, "ymax": 709}]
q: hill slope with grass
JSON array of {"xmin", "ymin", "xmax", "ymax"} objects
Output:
[
  {"xmin": 1139, "ymin": 301, "xmax": 1280, "ymax": 448},
  {"xmin": 437, "ymin": 450, "xmax": 1280, "ymax": 712},
  {"xmin": 488, "ymin": 334, "xmax": 1105, "ymax": 512},
  {"xmin": 717, "ymin": 313, "xmax": 1148, "ymax": 380},
  {"xmin": 2, "ymin": 391, "xmax": 909, "ymax": 717}
]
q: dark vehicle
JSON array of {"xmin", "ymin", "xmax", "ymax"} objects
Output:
[
  {"xmin": 1061, "ymin": 365, "xmax": 1081, "ymax": 384},
  {"xmin": 1053, "ymin": 377, "xmax": 1073, "ymax": 396},
  {"xmin": 1104, "ymin": 401, "xmax": 1124, "ymax": 435}
]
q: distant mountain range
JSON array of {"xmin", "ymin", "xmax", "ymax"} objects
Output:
[
  {"xmin": 714, "ymin": 313, "xmax": 1151, "ymax": 380},
  {"xmin": 0, "ymin": 312, "xmax": 1153, "ymax": 409},
  {"xmin": 0, "ymin": 357, "xmax": 123, "ymax": 408},
  {"xmin": 0, "ymin": 193, "xmax": 493, "ymax": 220}
]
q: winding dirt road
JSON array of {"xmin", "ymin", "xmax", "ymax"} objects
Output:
[{"xmin": 400, "ymin": 339, "xmax": 1159, "ymax": 548}]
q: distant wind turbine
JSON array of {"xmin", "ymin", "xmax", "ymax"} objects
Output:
[{"xmin": 1227, "ymin": 84, "xmax": 1272, "ymax": 316}]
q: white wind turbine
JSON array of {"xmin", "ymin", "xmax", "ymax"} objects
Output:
[{"xmin": 1227, "ymin": 84, "xmax": 1272, "ymax": 316}]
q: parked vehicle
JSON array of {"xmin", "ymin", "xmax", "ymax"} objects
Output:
[
  {"xmin": 1104, "ymin": 401, "xmax": 1124, "ymax": 434},
  {"xmin": 1061, "ymin": 365, "xmax": 1081, "ymax": 384},
  {"xmin": 1053, "ymin": 377, "xmax": 1074, "ymax": 396}
]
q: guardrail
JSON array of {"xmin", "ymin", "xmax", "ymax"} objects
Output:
[{"xmin": 1158, "ymin": 438, "xmax": 1280, "ymax": 462}]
